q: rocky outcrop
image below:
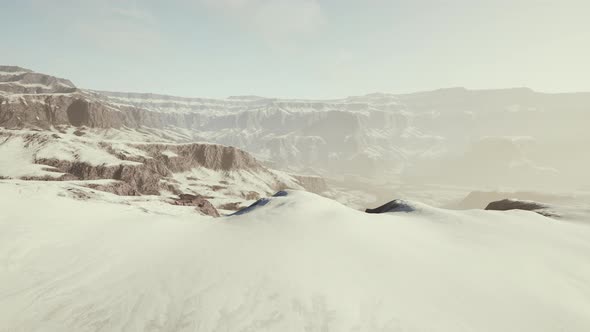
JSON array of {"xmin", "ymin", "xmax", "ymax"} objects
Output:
[
  {"xmin": 4, "ymin": 65, "xmax": 590, "ymax": 190},
  {"xmin": 0, "ymin": 129, "xmax": 316, "ymax": 203},
  {"xmin": 171, "ymin": 194, "xmax": 220, "ymax": 217},
  {"xmin": 35, "ymin": 159, "xmax": 166, "ymax": 195},
  {"xmin": 0, "ymin": 66, "xmax": 76, "ymax": 94},
  {"xmin": 292, "ymin": 174, "xmax": 328, "ymax": 194},
  {"xmin": 453, "ymin": 191, "xmax": 572, "ymax": 210},
  {"xmin": 218, "ymin": 202, "xmax": 243, "ymax": 211},
  {"xmin": 365, "ymin": 199, "xmax": 416, "ymax": 214},
  {"xmin": 230, "ymin": 191, "xmax": 289, "ymax": 216},
  {"xmin": 30, "ymin": 142, "xmax": 264, "ymax": 195},
  {"xmin": 485, "ymin": 199, "xmax": 556, "ymax": 217},
  {"xmin": 132, "ymin": 143, "xmax": 262, "ymax": 172}
]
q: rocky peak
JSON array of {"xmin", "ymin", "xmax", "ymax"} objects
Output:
[
  {"xmin": 0, "ymin": 66, "xmax": 76, "ymax": 94},
  {"xmin": 0, "ymin": 66, "xmax": 33, "ymax": 74}
]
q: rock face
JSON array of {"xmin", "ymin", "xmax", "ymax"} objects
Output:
[
  {"xmin": 32, "ymin": 157, "xmax": 169, "ymax": 195},
  {"xmin": 365, "ymin": 199, "xmax": 416, "ymax": 214},
  {"xmin": 134, "ymin": 144, "xmax": 262, "ymax": 172},
  {"xmin": 172, "ymin": 194, "xmax": 220, "ymax": 217},
  {"xmin": 291, "ymin": 175, "xmax": 328, "ymax": 194},
  {"xmin": 0, "ymin": 66, "xmax": 76, "ymax": 94},
  {"xmin": 230, "ymin": 191, "xmax": 289, "ymax": 216},
  {"xmin": 26, "ymin": 141, "xmax": 277, "ymax": 195},
  {"xmin": 0, "ymin": 129, "xmax": 322, "ymax": 217}
]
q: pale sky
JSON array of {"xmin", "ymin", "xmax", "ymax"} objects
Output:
[{"xmin": 2, "ymin": 0, "xmax": 589, "ymax": 98}]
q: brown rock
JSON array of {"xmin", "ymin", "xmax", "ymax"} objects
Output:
[
  {"xmin": 218, "ymin": 202, "xmax": 243, "ymax": 211},
  {"xmin": 242, "ymin": 191, "xmax": 260, "ymax": 200},
  {"xmin": 172, "ymin": 194, "xmax": 220, "ymax": 217}
]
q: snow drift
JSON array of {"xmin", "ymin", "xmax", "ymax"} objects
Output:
[{"xmin": 1, "ymin": 181, "xmax": 589, "ymax": 331}]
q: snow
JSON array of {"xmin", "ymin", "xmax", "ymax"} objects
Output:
[
  {"xmin": 1, "ymin": 181, "xmax": 589, "ymax": 331},
  {"xmin": 35, "ymin": 138, "xmax": 141, "ymax": 166},
  {"xmin": 160, "ymin": 149, "xmax": 178, "ymax": 158},
  {"xmin": 170, "ymin": 166, "xmax": 302, "ymax": 208},
  {"xmin": 0, "ymin": 136, "xmax": 64, "ymax": 178},
  {"xmin": 0, "ymin": 130, "xmax": 143, "ymax": 173},
  {"xmin": 0, "ymin": 71, "xmax": 28, "ymax": 76},
  {"xmin": 108, "ymin": 142, "xmax": 152, "ymax": 159},
  {"xmin": 0, "ymin": 82, "xmax": 54, "ymax": 89}
]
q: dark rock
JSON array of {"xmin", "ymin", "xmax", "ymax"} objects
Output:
[
  {"xmin": 208, "ymin": 185, "xmax": 226, "ymax": 191},
  {"xmin": 485, "ymin": 199, "xmax": 556, "ymax": 217},
  {"xmin": 365, "ymin": 199, "xmax": 415, "ymax": 214},
  {"xmin": 67, "ymin": 100, "xmax": 90, "ymax": 127},
  {"xmin": 230, "ymin": 198, "xmax": 271, "ymax": 216},
  {"xmin": 229, "ymin": 191, "xmax": 289, "ymax": 216},
  {"xmin": 273, "ymin": 191, "xmax": 289, "ymax": 197},
  {"xmin": 485, "ymin": 199, "xmax": 547, "ymax": 211}
]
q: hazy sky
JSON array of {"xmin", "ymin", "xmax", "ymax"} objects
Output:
[{"xmin": 2, "ymin": 0, "xmax": 589, "ymax": 98}]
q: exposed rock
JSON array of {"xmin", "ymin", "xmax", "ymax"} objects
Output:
[
  {"xmin": 35, "ymin": 159, "xmax": 165, "ymax": 195},
  {"xmin": 0, "ymin": 66, "xmax": 76, "ymax": 94},
  {"xmin": 66, "ymin": 99, "xmax": 90, "ymax": 127},
  {"xmin": 172, "ymin": 194, "xmax": 220, "ymax": 217},
  {"xmin": 485, "ymin": 199, "xmax": 547, "ymax": 211},
  {"xmin": 453, "ymin": 190, "xmax": 572, "ymax": 210},
  {"xmin": 365, "ymin": 199, "xmax": 416, "ymax": 214},
  {"xmin": 134, "ymin": 143, "xmax": 262, "ymax": 172},
  {"xmin": 3, "ymin": 66, "xmax": 590, "ymax": 191},
  {"xmin": 241, "ymin": 191, "xmax": 260, "ymax": 200},
  {"xmin": 230, "ymin": 191, "xmax": 289, "ymax": 216},
  {"xmin": 485, "ymin": 199, "xmax": 557, "ymax": 217},
  {"xmin": 208, "ymin": 185, "xmax": 226, "ymax": 191},
  {"xmin": 292, "ymin": 174, "xmax": 328, "ymax": 194},
  {"xmin": 64, "ymin": 187, "xmax": 93, "ymax": 200},
  {"xmin": 218, "ymin": 202, "xmax": 243, "ymax": 211},
  {"xmin": 159, "ymin": 181, "xmax": 182, "ymax": 195}
]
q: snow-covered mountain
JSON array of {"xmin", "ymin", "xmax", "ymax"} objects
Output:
[
  {"xmin": 2, "ymin": 65, "xmax": 588, "ymax": 192},
  {"xmin": 0, "ymin": 66, "xmax": 331, "ymax": 214}
]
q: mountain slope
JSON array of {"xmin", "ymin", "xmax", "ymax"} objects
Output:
[{"xmin": 1, "ymin": 66, "xmax": 589, "ymax": 190}]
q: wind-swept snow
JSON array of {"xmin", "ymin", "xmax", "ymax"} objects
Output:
[
  {"xmin": 1, "ymin": 181, "xmax": 589, "ymax": 331},
  {"xmin": 0, "ymin": 136, "xmax": 64, "ymax": 178}
]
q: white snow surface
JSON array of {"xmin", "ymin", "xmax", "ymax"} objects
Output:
[
  {"xmin": 0, "ymin": 136, "xmax": 64, "ymax": 178},
  {"xmin": 0, "ymin": 130, "xmax": 142, "ymax": 177},
  {"xmin": 1, "ymin": 181, "xmax": 589, "ymax": 331}
]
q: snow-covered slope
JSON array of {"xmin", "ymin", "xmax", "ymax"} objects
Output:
[
  {"xmin": 1, "ymin": 181, "xmax": 589, "ymax": 331},
  {"xmin": 0, "ymin": 128, "xmax": 326, "ymax": 213}
]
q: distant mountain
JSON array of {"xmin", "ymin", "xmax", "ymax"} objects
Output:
[{"xmin": 1, "ymin": 66, "xmax": 589, "ymax": 190}]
